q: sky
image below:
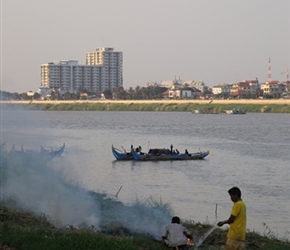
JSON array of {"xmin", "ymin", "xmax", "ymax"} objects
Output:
[{"xmin": 1, "ymin": 0, "xmax": 290, "ymax": 93}]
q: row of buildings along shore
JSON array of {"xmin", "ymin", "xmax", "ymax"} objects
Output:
[{"xmin": 38, "ymin": 47, "xmax": 290, "ymax": 99}]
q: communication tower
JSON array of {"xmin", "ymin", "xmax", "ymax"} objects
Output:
[
  {"xmin": 267, "ymin": 57, "xmax": 272, "ymax": 82},
  {"xmin": 281, "ymin": 69, "xmax": 289, "ymax": 82}
]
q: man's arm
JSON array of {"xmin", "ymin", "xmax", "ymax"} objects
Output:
[
  {"xmin": 217, "ymin": 214, "xmax": 236, "ymax": 227},
  {"xmin": 183, "ymin": 227, "xmax": 193, "ymax": 239},
  {"xmin": 185, "ymin": 233, "xmax": 193, "ymax": 239},
  {"xmin": 161, "ymin": 226, "xmax": 168, "ymax": 243}
]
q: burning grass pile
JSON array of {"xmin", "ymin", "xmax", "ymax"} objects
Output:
[{"xmin": 1, "ymin": 201, "xmax": 290, "ymax": 250}]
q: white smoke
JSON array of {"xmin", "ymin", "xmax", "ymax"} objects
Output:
[
  {"xmin": 1, "ymin": 151, "xmax": 172, "ymax": 238},
  {"xmin": 2, "ymin": 153, "xmax": 100, "ymax": 228},
  {"xmin": 0, "ymin": 106, "xmax": 172, "ymax": 239}
]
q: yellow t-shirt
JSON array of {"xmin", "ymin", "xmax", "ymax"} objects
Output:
[{"xmin": 227, "ymin": 199, "xmax": 247, "ymax": 241}]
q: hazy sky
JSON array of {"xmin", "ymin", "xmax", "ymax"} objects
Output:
[{"xmin": 1, "ymin": 0, "xmax": 290, "ymax": 93}]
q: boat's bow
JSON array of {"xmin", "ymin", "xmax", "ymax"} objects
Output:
[{"xmin": 112, "ymin": 145, "xmax": 133, "ymax": 160}]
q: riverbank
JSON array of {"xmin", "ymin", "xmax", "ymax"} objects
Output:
[
  {"xmin": 2, "ymin": 99, "xmax": 290, "ymax": 105},
  {"xmin": 0, "ymin": 204, "xmax": 289, "ymax": 250},
  {"xmin": 1, "ymin": 99, "xmax": 290, "ymax": 113}
]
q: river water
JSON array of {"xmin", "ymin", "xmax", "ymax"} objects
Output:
[{"xmin": 1, "ymin": 109, "xmax": 290, "ymax": 239}]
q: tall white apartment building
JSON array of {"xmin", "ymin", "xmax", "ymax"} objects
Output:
[{"xmin": 41, "ymin": 47, "xmax": 123, "ymax": 94}]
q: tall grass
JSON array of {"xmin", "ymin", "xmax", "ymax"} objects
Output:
[
  {"xmin": 3, "ymin": 102, "xmax": 290, "ymax": 113},
  {"xmin": 0, "ymin": 202, "xmax": 289, "ymax": 250}
]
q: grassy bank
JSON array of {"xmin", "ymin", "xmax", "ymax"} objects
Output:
[
  {"xmin": 2, "ymin": 101, "xmax": 290, "ymax": 113},
  {"xmin": 0, "ymin": 204, "xmax": 289, "ymax": 250}
]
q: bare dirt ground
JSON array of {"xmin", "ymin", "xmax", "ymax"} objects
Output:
[{"xmin": 2, "ymin": 99, "xmax": 290, "ymax": 105}]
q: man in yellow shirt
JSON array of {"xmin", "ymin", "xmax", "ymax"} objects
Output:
[{"xmin": 217, "ymin": 187, "xmax": 247, "ymax": 250}]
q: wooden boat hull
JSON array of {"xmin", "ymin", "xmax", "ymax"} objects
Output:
[
  {"xmin": 132, "ymin": 149, "xmax": 210, "ymax": 161},
  {"xmin": 2, "ymin": 143, "xmax": 65, "ymax": 162},
  {"xmin": 40, "ymin": 143, "xmax": 65, "ymax": 160},
  {"xmin": 112, "ymin": 145, "xmax": 133, "ymax": 160}
]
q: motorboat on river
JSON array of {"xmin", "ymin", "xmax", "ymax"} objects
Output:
[{"xmin": 131, "ymin": 147, "xmax": 210, "ymax": 161}]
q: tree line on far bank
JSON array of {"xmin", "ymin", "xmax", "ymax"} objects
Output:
[{"xmin": 1, "ymin": 84, "xmax": 288, "ymax": 101}]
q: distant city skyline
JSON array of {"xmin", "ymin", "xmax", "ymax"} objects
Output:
[{"xmin": 1, "ymin": 0, "xmax": 290, "ymax": 93}]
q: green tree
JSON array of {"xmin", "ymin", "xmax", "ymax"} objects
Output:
[{"xmin": 103, "ymin": 89, "xmax": 113, "ymax": 99}]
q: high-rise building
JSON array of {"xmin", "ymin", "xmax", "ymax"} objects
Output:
[{"xmin": 41, "ymin": 47, "xmax": 123, "ymax": 94}]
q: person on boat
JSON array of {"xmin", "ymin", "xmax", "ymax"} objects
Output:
[
  {"xmin": 162, "ymin": 216, "xmax": 194, "ymax": 249},
  {"xmin": 135, "ymin": 145, "xmax": 144, "ymax": 155},
  {"xmin": 170, "ymin": 144, "xmax": 173, "ymax": 153},
  {"xmin": 176, "ymin": 149, "xmax": 180, "ymax": 154},
  {"xmin": 217, "ymin": 187, "xmax": 247, "ymax": 250}
]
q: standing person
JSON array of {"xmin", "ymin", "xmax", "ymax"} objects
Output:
[
  {"xmin": 162, "ymin": 216, "xmax": 194, "ymax": 250},
  {"xmin": 217, "ymin": 187, "xmax": 247, "ymax": 250}
]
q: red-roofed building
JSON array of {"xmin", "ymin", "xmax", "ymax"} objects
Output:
[
  {"xmin": 230, "ymin": 80, "xmax": 259, "ymax": 98},
  {"xmin": 260, "ymin": 81, "xmax": 285, "ymax": 97}
]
